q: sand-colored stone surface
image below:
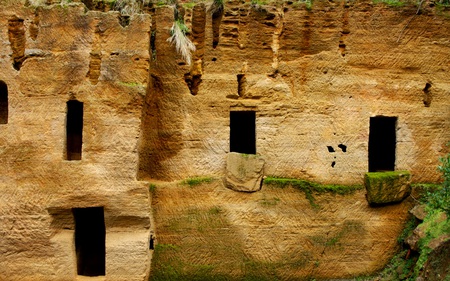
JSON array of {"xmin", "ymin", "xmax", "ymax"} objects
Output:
[{"xmin": 0, "ymin": 0, "xmax": 449, "ymax": 280}]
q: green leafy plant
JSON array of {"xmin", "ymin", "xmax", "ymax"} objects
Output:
[{"xmin": 426, "ymin": 152, "xmax": 450, "ymax": 216}]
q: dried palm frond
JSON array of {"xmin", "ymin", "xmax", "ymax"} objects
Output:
[
  {"xmin": 114, "ymin": 0, "xmax": 144, "ymax": 15},
  {"xmin": 167, "ymin": 20, "xmax": 196, "ymax": 66}
]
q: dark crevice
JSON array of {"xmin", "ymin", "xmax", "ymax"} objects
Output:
[
  {"xmin": 66, "ymin": 100, "xmax": 84, "ymax": 161},
  {"xmin": 0, "ymin": 81, "xmax": 8, "ymax": 124},
  {"xmin": 327, "ymin": 146, "xmax": 335, "ymax": 153},
  {"xmin": 184, "ymin": 73, "xmax": 202, "ymax": 96},
  {"xmin": 8, "ymin": 16, "xmax": 26, "ymax": 71},
  {"xmin": 237, "ymin": 74, "xmax": 246, "ymax": 97},
  {"xmin": 212, "ymin": 10, "xmax": 223, "ymax": 48},
  {"xmin": 423, "ymin": 82, "xmax": 432, "ymax": 107},
  {"xmin": 150, "ymin": 12, "xmax": 157, "ymax": 61},
  {"xmin": 331, "ymin": 161, "xmax": 336, "ymax": 168},
  {"xmin": 149, "ymin": 235, "xmax": 154, "ymax": 250},
  {"xmin": 118, "ymin": 15, "xmax": 130, "ymax": 27}
]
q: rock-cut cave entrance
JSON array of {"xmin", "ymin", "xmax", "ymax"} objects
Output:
[
  {"xmin": 66, "ymin": 100, "xmax": 83, "ymax": 160},
  {"xmin": 0, "ymin": 80, "xmax": 7, "ymax": 124},
  {"xmin": 73, "ymin": 207, "xmax": 106, "ymax": 277},
  {"xmin": 369, "ymin": 116, "xmax": 397, "ymax": 172},
  {"xmin": 230, "ymin": 111, "xmax": 256, "ymax": 154}
]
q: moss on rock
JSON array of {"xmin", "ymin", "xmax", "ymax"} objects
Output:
[{"xmin": 365, "ymin": 171, "xmax": 411, "ymax": 205}]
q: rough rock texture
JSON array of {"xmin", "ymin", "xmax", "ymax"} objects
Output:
[
  {"xmin": 0, "ymin": 3, "xmax": 151, "ymax": 281},
  {"xmin": 151, "ymin": 181, "xmax": 413, "ymax": 280},
  {"xmin": 365, "ymin": 171, "xmax": 411, "ymax": 204},
  {"xmin": 410, "ymin": 204, "xmax": 427, "ymax": 220},
  {"xmin": 421, "ymin": 239, "xmax": 450, "ymax": 281},
  {"xmin": 138, "ymin": 1, "xmax": 450, "ymax": 185},
  {"xmin": 0, "ymin": 0, "xmax": 449, "ymax": 280},
  {"xmin": 225, "ymin": 152, "xmax": 265, "ymax": 192}
]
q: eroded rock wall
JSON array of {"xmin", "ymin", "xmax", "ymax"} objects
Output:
[
  {"xmin": 0, "ymin": 4, "xmax": 151, "ymax": 280},
  {"xmin": 0, "ymin": 0, "xmax": 449, "ymax": 280},
  {"xmin": 139, "ymin": 1, "xmax": 450, "ymax": 184}
]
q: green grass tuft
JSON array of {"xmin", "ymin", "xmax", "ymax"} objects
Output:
[
  {"xmin": 149, "ymin": 183, "xmax": 157, "ymax": 193},
  {"xmin": 181, "ymin": 176, "xmax": 215, "ymax": 187}
]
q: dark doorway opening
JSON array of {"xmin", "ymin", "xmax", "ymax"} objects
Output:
[
  {"xmin": 73, "ymin": 207, "xmax": 106, "ymax": 277},
  {"xmin": 0, "ymin": 81, "xmax": 7, "ymax": 124},
  {"xmin": 369, "ymin": 116, "xmax": 397, "ymax": 172},
  {"xmin": 66, "ymin": 100, "xmax": 83, "ymax": 160},
  {"xmin": 230, "ymin": 111, "xmax": 256, "ymax": 154}
]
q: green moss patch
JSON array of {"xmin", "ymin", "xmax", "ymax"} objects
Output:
[
  {"xmin": 181, "ymin": 176, "xmax": 215, "ymax": 187},
  {"xmin": 263, "ymin": 176, "xmax": 363, "ymax": 208},
  {"xmin": 364, "ymin": 171, "xmax": 411, "ymax": 205}
]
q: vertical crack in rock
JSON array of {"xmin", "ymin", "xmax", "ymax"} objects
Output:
[
  {"xmin": 271, "ymin": 7, "xmax": 284, "ymax": 72},
  {"xmin": 423, "ymin": 82, "xmax": 432, "ymax": 107},
  {"xmin": 339, "ymin": 1, "xmax": 350, "ymax": 57},
  {"xmin": 212, "ymin": 9, "xmax": 223, "ymax": 48},
  {"xmin": 87, "ymin": 52, "xmax": 102, "ymax": 84},
  {"xmin": 237, "ymin": 74, "xmax": 246, "ymax": 97},
  {"xmin": 29, "ymin": 12, "xmax": 40, "ymax": 41},
  {"xmin": 150, "ymin": 11, "xmax": 157, "ymax": 62},
  {"xmin": 8, "ymin": 16, "xmax": 26, "ymax": 71},
  {"xmin": 185, "ymin": 4, "xmax": 206, "ymax": 96}
]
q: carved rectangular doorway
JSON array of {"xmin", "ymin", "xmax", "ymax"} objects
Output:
[
  {"xmin": 73, "ymin": 207, "xmax": 106, "ymax": 277},
  {"xmin": 369, "ymin": 116, "xmax": 397, "ymax": 172},
  {"xmin": 230, "ymin": 111, "xmax": 256, "ymax": 154}
]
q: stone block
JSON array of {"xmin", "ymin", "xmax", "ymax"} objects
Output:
[
  {"xmin": 225, "ymin": 152, "xmax": 265, "ymax": 192},
  {"xmin": 364, "ymin": 171, "xmax": 411, "ymax": 205}
]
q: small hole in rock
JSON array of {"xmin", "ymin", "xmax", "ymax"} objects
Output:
[
  {"xmin": 327, "ymin": 146, "xmax": 335, "ymax": 153},
  {"xmin": 149, "ymin": 235, "xmax": 154, "ymax": 250},
  {"xmin": 331, "ymin": 161, "xmax": 336, "ymax": 168},
  {"xmin": 212, "ymin": 57, "xmax": 217, "ymax": 62},
  {"xmin": 338, "ymin": 144, "xmax": 347, "ymax": 152}
]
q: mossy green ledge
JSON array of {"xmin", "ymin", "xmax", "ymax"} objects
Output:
[{"xmin": 365, "ymin": 171, "xmax": 411, "ymax": 205}]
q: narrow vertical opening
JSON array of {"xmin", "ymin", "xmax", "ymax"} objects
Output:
[
  {"xmin": 230, "ymin": 111, "xmax": 256, "ymax": 154},
  {"xmin": 0, "ymin": 81, "xmax": 8, "ymax": 124},
  {"xmin": 369, "ymin": 116, "xmax": 397, "ymax": 172},
  {"xmin": 73, "ymin": 207, "xmax": 106, "ymax": 277},
  {"xmin": 66, "ymin": 100, "xmax": 84, "ymax": 160}
]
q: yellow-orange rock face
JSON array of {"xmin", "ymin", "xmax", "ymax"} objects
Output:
[{"xmin": 0, "ymin": 0, "xmax": 449, "ymax": 280}]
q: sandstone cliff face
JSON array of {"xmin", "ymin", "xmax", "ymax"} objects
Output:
[
  {"xmin": 0, "ymin": 4, "xmax": 151, "ymax": 280},
  {"xmin": 0, "ymin": 0, "xmax": 449, "ymax": 280},
  {"xmin": 139, "ymin": 1, "xmax": 450, "ymax": 185}
]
